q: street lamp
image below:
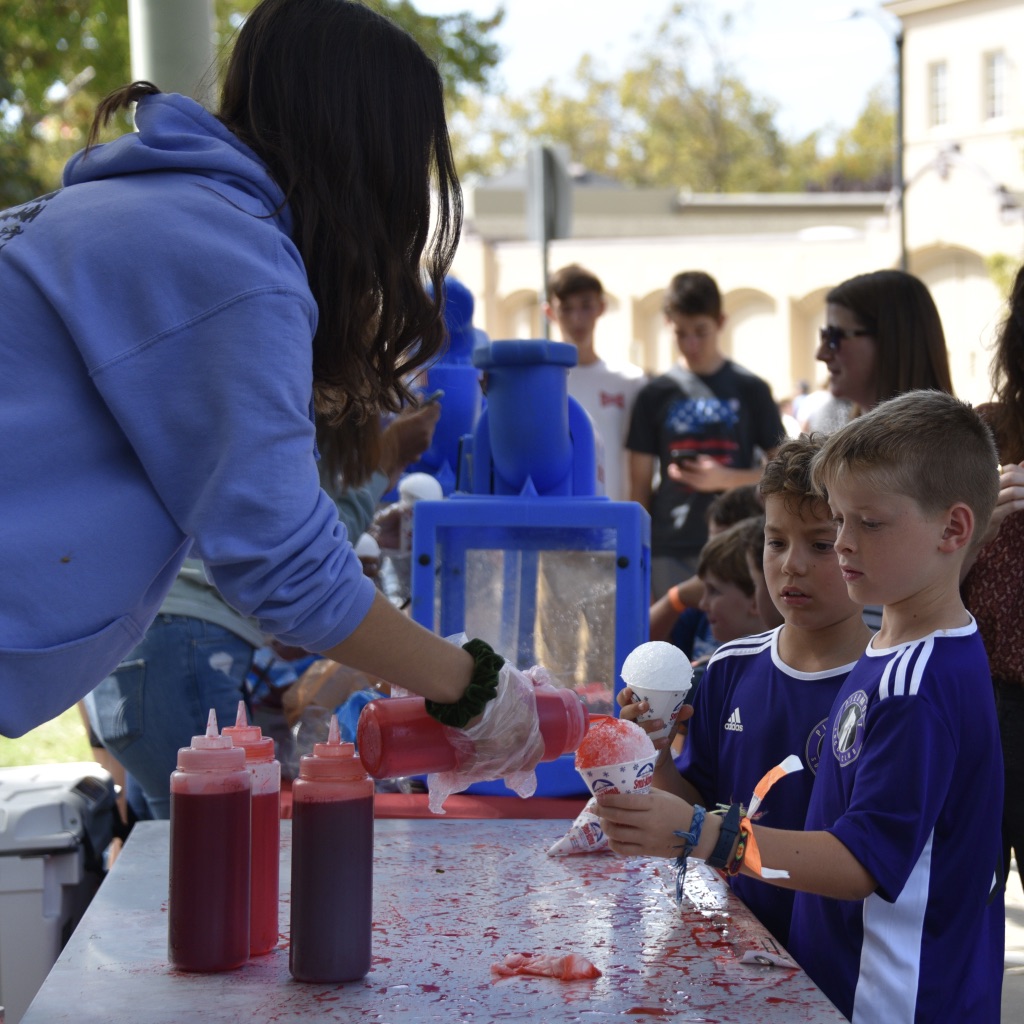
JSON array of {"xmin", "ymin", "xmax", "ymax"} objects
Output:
[{"xmin": 849, "ymin": 7, "xmax": 907, "ymax": 271}]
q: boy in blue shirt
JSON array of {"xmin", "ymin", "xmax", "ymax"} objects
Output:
[
  {"xmin": 620, "ymin": 435, "xmax": 870, "ymax": 946},
  {"xmin": 603, "ymin": 390, "xmax": 1004, "ymax": 1023}
]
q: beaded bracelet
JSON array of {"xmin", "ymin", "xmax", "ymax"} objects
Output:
[
  {"xmin": 667, "ymin": 585, "xmax": 687, "ymax": 614},
  {"xmin": 672, "ymin": 804, "xmax": 707, "ymax": 905},
  {"xmin": 424, "ymin": 638, "xmax": 504, "ymax": 729}
]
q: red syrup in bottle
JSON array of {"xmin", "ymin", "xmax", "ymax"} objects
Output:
[
  {"xmin": 289, "ymin": 716, "xmax": 374, "ymax": 983},
  {"xmin": 356, "ymin": 685, "xmax": 589, "ymax": 779},
  {"xmin": 222, "ymin": 700, "xmax": 282, "ymax": 957},
  {"xmin": 168, "ymin": 709, "xmax": 251, "ymax": 972}
]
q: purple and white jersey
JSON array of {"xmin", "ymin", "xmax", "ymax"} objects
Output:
[
  {"xmin": 790, "ymin": 619, "xmax": 1004, "ymax": 1023},
  {"xmin": 678, "ymin": 626, "xmax": 856, "ymax": 946}
]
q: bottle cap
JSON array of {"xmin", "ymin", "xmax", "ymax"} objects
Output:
[
  {"xmin": 221, "ymin": 700, "xmax": 275, "ymax": 762},
  {"xmin": 300, "ymin": 716, "xmax": 368, "ymax": 781},
  {"xmin": 177, "ymin": 709, "xmax": 246, "ymax": 771}
]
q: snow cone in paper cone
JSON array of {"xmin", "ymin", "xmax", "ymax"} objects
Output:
[
  {"xmin": 574, "ymin": 716, "xmax": 656, "ymax": 797},
  {"xmin": 621, "ymin": 641, "xmax": 693, "ymax": 743},
  {"xmin": 546, "ymin": 798, "xmax": 609, "ymax": 856}
]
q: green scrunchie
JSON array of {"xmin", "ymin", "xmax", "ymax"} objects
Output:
[{"xmin": 424, "ymin": 638, "xmax": 504, "ymax": 729}]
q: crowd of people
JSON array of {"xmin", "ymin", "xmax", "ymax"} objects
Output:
[{"xmin": 1, "ymin": 1, "xmax": 1022, "ymax": 1021}]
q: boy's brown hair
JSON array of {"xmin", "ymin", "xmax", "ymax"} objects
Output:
[
  {"xmin": 810, "ymin": 390, "xmax": 1000, "ymax": 543},
  {"xmin": 697, "ymin": 516, "xmax": 761, "ymax": 597},
  {"xmin": 548, "ymin": 264, "xmax": 604, "ymax": 302},
  {"xmin": 760, "ymin": 435, "xmax": 829, "ymax": 518},
  {"xmin": 706, "ymin": 484, "xmax": 763, "ymax": 529},
  {"xmin": 663, "ymin": 270, "xmax": 722, "ymax": 318}
]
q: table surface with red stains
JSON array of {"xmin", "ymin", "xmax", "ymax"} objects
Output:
[{"xmin": 21, "ymin": 819, "xmax": 845, "ymax": 1023}]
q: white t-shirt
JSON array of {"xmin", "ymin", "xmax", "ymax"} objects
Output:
[{"xmin": 568, "ymin": 359, "xmax": 646, "ymax": 501}]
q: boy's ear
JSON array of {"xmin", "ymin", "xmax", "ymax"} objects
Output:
[
  {"xmin": 543, "ymin": 301, "xmax": 555, "ymax": 323},
  {"xmin": 938, "ymin": 502, "xmax": 975, "ymax": 553}
]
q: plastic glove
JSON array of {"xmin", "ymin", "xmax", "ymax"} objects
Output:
[{"xmin": 426, "ymin": 639, "xmax": 546, "ymax": 813}]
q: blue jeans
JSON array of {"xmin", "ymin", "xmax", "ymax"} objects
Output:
[{"xmin": 85, "ymin": 615, "xmax": 255, "ymax": 820}]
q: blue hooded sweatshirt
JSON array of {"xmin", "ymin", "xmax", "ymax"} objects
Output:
[{"xmin": 0, "ymin": 94, "xmax": 376, "ymax": 736}]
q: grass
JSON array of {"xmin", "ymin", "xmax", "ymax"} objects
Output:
[{"xmin": 0, "ymin": 705, "xmax": 94, "ymax": 768}]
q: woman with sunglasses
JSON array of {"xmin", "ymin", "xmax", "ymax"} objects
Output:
[{"xmin": 815, "ymin": 269, "xmax": 953, "ymax": 413}]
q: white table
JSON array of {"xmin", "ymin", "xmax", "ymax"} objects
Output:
[{"xmin": 21, "ymin": 819, "xmax": 845, "ymax": 1022}]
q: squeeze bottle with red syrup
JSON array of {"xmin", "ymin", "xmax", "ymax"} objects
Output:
[
  {"xmin": 222, "ymin": 700, "xmax": 281, "ymax": 957},
  {"xmin": 168, "ymin": 709, "xmax": 251, "ymax": 972},
  {"xmin": 356, "ymin": 686, "xmax": 589, "ymax": 779},
  {"xmin": 289, "ymin": 715, "xmax": 374, "ymax": 983}
]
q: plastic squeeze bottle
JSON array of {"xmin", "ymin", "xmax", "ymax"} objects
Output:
[
  {"xmin": 222, "ymin": 700, "xmax": 281, "ymax": 957},
  {"xmin": 356, "ymin": 686, "xmax": 588, "ymax": 779},
  {"xmin": 290, "ymin": 715, "xmax": 374, "ymax": 983},
  {"xmin": 168, "ymin": 709, "xmax": 251, "ymax": 972}
]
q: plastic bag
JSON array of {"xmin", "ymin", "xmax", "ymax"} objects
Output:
[{"xmin": 426, "ymin": 634, "xmax": 547, "ymax": 813}]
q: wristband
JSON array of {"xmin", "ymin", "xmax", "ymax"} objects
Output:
[
  {"xmin": 667, "ymin": 585, "xmax": 687, "ymax": 614},
  {"xmin": 706, "ymin": 802, "xmax": 742, "ymax": 869},
  {"xmin": 424, "ymin": 638, "xmax": 503, "ymax": 729},
  {"xmin": 672, "ymin": 804, "xmax": 706, "ymax": 905},
  {"xmin": 727, "ymin": 826, "xmax": 749, "ymax": 876}
]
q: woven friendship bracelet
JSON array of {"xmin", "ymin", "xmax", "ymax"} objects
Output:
[
  {"xmin": 424, "ymin": 638, "xmax": 504, "ymax": 729},
  {"xmin": 672, "ymin": 804, "xmax": 707, "ymax": 904}
]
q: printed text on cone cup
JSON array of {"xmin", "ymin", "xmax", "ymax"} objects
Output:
[
  {"xmin": 629, "ymin": 686, "xmax": 690, "ymax": 743},
  {"xmin": 579, "ymin": 758, "xmax": 656, "ymax": 796}
]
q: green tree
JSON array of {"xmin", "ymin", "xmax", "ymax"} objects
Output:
[
  {"xmin": 448, "ymin": 2, "xmax": 812, "ymax": 192},
  {"xmin": 806, "ymin": 85, "xmax": 895, "ymax": 192},
  {"xmin": 0, "ymin": 1, "xmax": 503, "ymax": 207}
]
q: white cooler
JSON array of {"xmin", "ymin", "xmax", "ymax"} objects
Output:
[{"xmin": 0, "ymin": 762, "xmax": 115, "ymax": 1024}]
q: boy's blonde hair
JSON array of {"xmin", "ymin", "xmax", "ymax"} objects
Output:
[
  {"xmin": 810, "ymin": 390, "xmax": 999, "ymax": 540},
  {"xmin": 697, "ymin": 516, "xmax": 761, "ymax": 597},
  {"xmin": 759, "ymin": 434, "xmax": 829, "ymax": 517}
]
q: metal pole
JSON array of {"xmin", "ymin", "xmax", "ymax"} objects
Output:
[
  {"xmin": 127, "ymin": 0, "xmax": 216, "ymax": 107},
  {"xmin": 896, "ymin": 29, "xmax": 907, "ymax": 272}
]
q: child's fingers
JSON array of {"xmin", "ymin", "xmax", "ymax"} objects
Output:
[{"xmin": 616, "ymin": 685, "xmax": 635, "ymax": 708}]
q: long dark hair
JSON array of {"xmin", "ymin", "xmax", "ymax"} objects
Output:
[
  {"xmin": 89, "ymin": 0, "xmax": 462, "ymax": 486},
  {"xmin": 987, "ymin": 265, "xmax": 1024, "ymax": 463},
  {"xmin": 826, "ymin": 269, "xmax": 953, "ymax": 407}
]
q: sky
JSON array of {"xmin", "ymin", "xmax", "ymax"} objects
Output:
[{"xmin": 417, "ymin": 0, "xmax": 901, "ymax": 144}]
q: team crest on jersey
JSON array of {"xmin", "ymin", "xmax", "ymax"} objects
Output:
[
  {"xmin": 805, "ymin": 717, "xmax": 828, "ymax": 775},
  {"xmin": 832, "ymin": 691, "xmax": 867, "ymax": 766}
]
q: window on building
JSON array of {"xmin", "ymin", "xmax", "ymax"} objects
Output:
[
  {"xmin": 983, "ymin": 50, "xmax": 1006, "ymax": 120},
  {"xmin": 929, "ymin": 61, "xmax": 948, "ymax": 127}
]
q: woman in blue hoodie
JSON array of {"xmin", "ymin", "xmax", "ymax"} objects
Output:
[{"xmin": 0, "ymin": 0, "xmax": 535, "ymax": 778}]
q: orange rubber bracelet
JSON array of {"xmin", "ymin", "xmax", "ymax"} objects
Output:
[{"xmin": 668, "ymin": 585, "xmax": 686, "ymax": 613}]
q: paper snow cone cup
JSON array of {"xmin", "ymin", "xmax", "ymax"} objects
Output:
[
  {"xmin": 578, "ymin": 757, "xmax": 656, "ymax": 798},
  {"xmin": 547, "ymin": 798, "xmax": 609, "ymax": 857},
  {"xmin": 629, "ymin": 683, "xmax": 691, "ymax": 743}
]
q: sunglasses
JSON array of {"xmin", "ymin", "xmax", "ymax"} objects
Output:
[{"xmin": 818, "ymin": 325, "xmax": 871, "ymax": 351}]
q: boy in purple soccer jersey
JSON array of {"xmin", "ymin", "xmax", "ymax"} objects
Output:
[
  {"xmin": 619, "ymin": 435, "xmax": 871, "ymax": 947},
  {"xmin": 603, "ymin": 390, "xmax": 1004, "ymax": 1023}
]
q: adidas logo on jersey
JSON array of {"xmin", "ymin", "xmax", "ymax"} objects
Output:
[{"xmin": 725, "ymin": 707, "xmax": 743, "ymax": 732}]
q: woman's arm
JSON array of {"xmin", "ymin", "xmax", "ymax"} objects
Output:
[
  {"xmin": 961, "ymin": 461, "xmax": 1024, "ymax": 580},
  {"xmin": 323, "ymin": 590, "xmax": 472, "ymax": 704}
]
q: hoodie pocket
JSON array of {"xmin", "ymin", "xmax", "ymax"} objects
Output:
[{"xmin": 0, "ymin": 615, "xmax": 145, "ymax": 738}]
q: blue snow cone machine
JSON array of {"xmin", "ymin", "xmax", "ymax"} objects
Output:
[{"xmin": 408, "ymin": 330, "xmax": 651, "ymax": 796}]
